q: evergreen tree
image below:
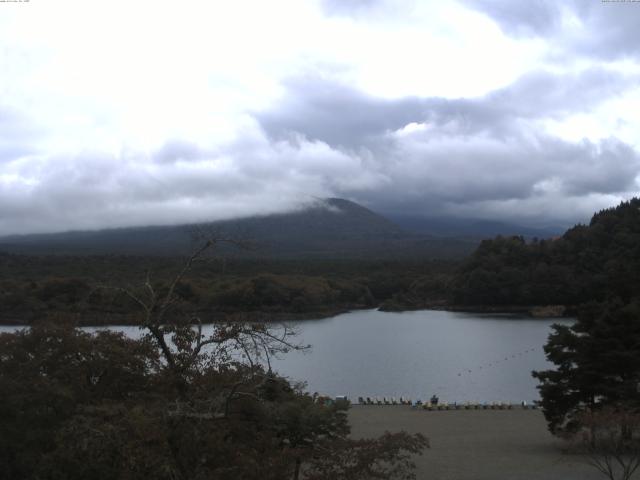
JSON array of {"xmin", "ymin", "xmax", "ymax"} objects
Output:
[
  {"xmin": 533, "ymin": 300, "xmax": 640, "ymax": 434},
  {"xmin": 453, "ymin": 198, "xmax": 640, "ymax": 307}
]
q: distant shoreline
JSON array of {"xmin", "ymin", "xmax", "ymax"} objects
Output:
[
  {"xmin": 0, "ymin": 307, "xmax": 354, "ymax": 327},
  {"xmin": 0, "ymin": 303, "xmax": 573, "ymax": 327},
  {"xmin": 0, "ymin": 304, "xmax": 575, "ymax": 327},
  {"xmin": 380, "ymin": 303, "xmax": 573, "ymax": 318},
  {"xmin": 429, "ymin": 304, "xmax": 571, "ymax": 318}
]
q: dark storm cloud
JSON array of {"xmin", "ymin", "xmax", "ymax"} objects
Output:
[
  {"xmin": 253, "ymin": 71, "xmax": 640, "ymax": 224},
  {"xmin": 463, "ymin": 0, "xmax": 640, "ymax": 59},
  {"xmin": 256, "ymin": 78, "xmax": 429, "ymax": 148},
  {"xmin": 560, "ymin": 139, "xmax": 639, "ymax": 196},
  {"xmin": 257, "ymin": 68, "xmax": 636, "ymax": 144},
  {"xmin": 336, "ymin": 139, "xmax": 638, "ymax": 228},
  {"xmin": 336, "ymin": 133, "xmax": 639, "ymax": 216}
]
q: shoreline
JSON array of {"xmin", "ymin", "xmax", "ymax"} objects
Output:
[
  {"xmin": 0, "ymin": 303, "xmax": 573, "ymax": 327},
  {"xmin": 0, "ymin": 307, "xmax": 356, "ymax": 327},
  {"xmin": 381, "ymin": 303, "xmax": 573, "ymax": 318}
]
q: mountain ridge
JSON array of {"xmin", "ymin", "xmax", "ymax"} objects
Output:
[{"xmin": 0, "ymin": 198, "xmax": 555, "ymax": 259}]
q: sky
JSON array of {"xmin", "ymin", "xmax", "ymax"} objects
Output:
[{"xmin": 1, "ymin": 0, "xmax": 640, "ymax": 235}]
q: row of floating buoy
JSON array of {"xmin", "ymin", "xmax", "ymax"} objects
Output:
[
  {"xmin": 456, "ymin": 348, "xmax": 538, "ymax": 377},
  {"xmin": 356, "ymin": 396, "xmax": 539, "ymax": 410}
]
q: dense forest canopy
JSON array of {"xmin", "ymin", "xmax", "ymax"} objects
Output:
[
  {"xmin": 0, "ymin": 256, "xmax": 454, "ymax": 325},
  {"xmin": 524, "ymin": 199, "xmax": 640, "ymax": 440},
  {"xmin": 452, "ymin": 198, "xmax": 640, "ymax": 308},
  {"xmin": 3, "ymin": 198, "xmax": 640, "ymax": 325}
]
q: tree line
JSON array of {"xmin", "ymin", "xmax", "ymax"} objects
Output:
[
  {"xmin": 452, "ymin": 198, "xmax": 640, "ymax": 307},
  {"xmin": 0, "ymin": 255, "xmax": 455, "ymax": 325}
]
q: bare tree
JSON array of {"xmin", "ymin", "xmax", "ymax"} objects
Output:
[
  {"xmin": 568, "ymin": 408, "xmax": 640, "ymax": 480},
  {"xmin": 99, "ymin": 232, "xmax": 307, "ymax": 407}
]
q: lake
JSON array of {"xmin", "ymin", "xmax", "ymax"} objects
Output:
[
  {"xmin": 0, "ymin": 309, "xmax": 572, "ymax": 404},
  {"xmin": 271, "ymin": 309, "xmax": 572, "ymax": 404}
]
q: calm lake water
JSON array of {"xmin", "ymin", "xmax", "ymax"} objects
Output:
[
  {"xmin": 0, "ymin": 309, "xmax": 572, "ymax": 403},
  {"xmin": 271, "ymin": 309, "xmax": 572, "ymax": 404}
]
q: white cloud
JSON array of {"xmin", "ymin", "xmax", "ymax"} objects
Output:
[
  {"xmin": 0, "ymin": 119, "xmax": 389, "ymax": 234},
  {"xmin": 0, "ymin": 0, "xmax": 639, "ymax": 234}
]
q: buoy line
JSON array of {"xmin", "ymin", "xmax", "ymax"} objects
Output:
[{"xmin": 455, "ymin": 347, "xmax": 539, "ymax": 377}]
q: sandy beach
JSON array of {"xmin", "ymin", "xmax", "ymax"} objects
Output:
[{"xmin": 349, "ymin": 406, "xmax": 604, "ymax": 480}]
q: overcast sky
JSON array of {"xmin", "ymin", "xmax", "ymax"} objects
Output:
[{"xmin": 2, "ymin": 0, "xmax": 640, "ymax": 235}]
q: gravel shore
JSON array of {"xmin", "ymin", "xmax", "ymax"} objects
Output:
[{"xmin": 348, "ymin": 406, "xmax": 603, "ymax": 480}]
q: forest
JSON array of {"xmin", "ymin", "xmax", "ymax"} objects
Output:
[
  {"xmin": 0, "ymin": 255, "xmax": 454, "ymax": 325},
  {"xmin": 3, "ymin": 199, "xmax": 640, "ymax": 326},
  {"xmin": 452, "ymin": 198, "xmax": 640, "ymax": 308},
  {"xmin": 3, "ymin": 199, "xmax": 640, "ymax": 325}
]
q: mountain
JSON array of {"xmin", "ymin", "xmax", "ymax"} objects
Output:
[
  {"xmin": 389, "ymin": 215, "xmax": 564, "ymax": 239},
  {"xmin": 0, "ymin": 198, "xmax": 477, "ymax": 259}
]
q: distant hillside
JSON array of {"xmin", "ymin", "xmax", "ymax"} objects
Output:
[
  {"xmin": 390, "ymin": 215, "xmax": 563, "ymax": 239},
  {"xmin": 451, "ymin": 198, "xmax": 640, "ymax": 307},
  {"xmin": 0, "ymin": 198, "xmax": 477, "ymax": 259}
]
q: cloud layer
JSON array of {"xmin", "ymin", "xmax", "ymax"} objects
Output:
[
  {"xmin": 1, "ymin": 0, "xmax": 640, "ymax": 235},
  {"xmin": 255, "ymin": 67, "xmax": 640, "ymax": 223}
]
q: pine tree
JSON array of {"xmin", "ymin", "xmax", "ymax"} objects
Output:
[{"xmin": 533, "ymin": 300, "xmax": 640, "ymax": 434}]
